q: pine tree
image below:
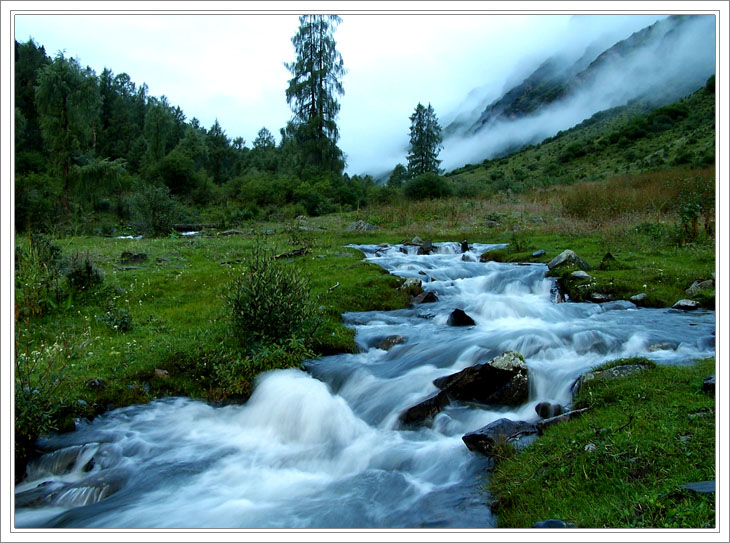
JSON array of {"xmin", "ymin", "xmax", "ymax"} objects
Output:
[
  {"xmin": 406, "ymin": 102, "xmax": 443, "ymax": 177},
  {"xmin": 285, "ymin": 14, "xmax": 346, "ymax": 176},
  {"xmin": 35, "ymin": 53, "xmax": 101, "ymax": 210}
]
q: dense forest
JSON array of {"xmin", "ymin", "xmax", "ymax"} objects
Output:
[{"xmin": 14, "ymin": 17, "xmax": 392, "ymax": 235}]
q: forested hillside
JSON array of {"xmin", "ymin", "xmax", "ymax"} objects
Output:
[{"xmin": 14, "ymin": 31, "xmax": 376, "ymax": 235}]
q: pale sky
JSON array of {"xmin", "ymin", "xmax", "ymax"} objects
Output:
[{"xmin": 12, "ymin": 9, "xmax": 668, "ymax": 175}]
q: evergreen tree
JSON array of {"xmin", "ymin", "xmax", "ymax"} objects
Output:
[
  {"xmin": 406, "ymin": 103, "xmax": 443, "ymax": 177},
  {"xmin": 35, "ymin": 53, "xmax": 101, "ymax": 209},
  {"xmin": 253, "ymin": 127, "xmax": 275, "ymax": 149},
  {"xmin": 285, "ymin": 14, "xmax": 346, "ymax": 176}
]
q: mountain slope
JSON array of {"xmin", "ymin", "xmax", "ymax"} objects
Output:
[
  {"xmin": 441, "ymin": 15, "xmax": 715, "ymax": 170},
  {"xmin": 445, "ymin": 80, "xmax": 715, "ymax": 192}
]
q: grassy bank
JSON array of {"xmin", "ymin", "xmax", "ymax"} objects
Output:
[{"xmin": 488, "ymin": 357, "xmax": 716, "ymax": 528}]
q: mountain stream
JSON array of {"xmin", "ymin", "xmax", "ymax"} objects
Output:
[{"xmin": 15, "ymin": 242, "xmax": 715, "ymax": 528}]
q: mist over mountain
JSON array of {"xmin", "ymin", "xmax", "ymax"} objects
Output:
[{"xmin": 440, "ymin": 15, "xmax": 715, "ymax": 172}]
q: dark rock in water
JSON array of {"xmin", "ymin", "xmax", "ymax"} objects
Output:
[
  {"xmin": 703, "ymin": 375, "xmax": 715, "ymax": 393},
  {"xmin": 398, "ymin": 246, "xmax": 408, "ymax": 254},
  {"xmin": 400, "ymin": 351, "xmax": 528, "ymax": 424},
  {"xmin": 447, "ymin": 309, "xmax": 475, "ymax": 326},
  {"xmin": 462, "ymin": 418, "xmax": 538, "ymax": 456},
  {"xmin": 532, "ymin": 249, "xmax": 545, "ymax": 258},
  {"xmin": 399, "ymin": 391, "xmax": 450, "ymax": 426},
  {"xmin": 433, "ymin": 351, "xmax": 528, "ymax": 406},
  {"xmin": 679, "ymin": 481, "xmax": 715, "ymax": 494},
  {"xmin": 417, "ymin": 239, "xmax": 435, "ymax": 255},
  {"xmin": 572, "ymin": 364, "xmax": 648, "ymax": 395},
  {"xmin": 461, "ymin": 240, "xmax": 469, "ymax": 253},
  {"xmin": 547, "ymin": 249, "xmax": 591, "ymax": 271},
  {"xmin": 120, "ymin": 252, "xmax": 147, "ymax": 264},
  {"xmin": 535, "ymin": 402, "xmax": 564, "ymax": 419},
  {"xmin": 673, "ymin": 299, "xmax": 700, "ymax": 310},
  {"xmin": 413, "ymin": 290, "xmax": 439, "ymax": 304},
  {"xmin": 377, "ymin": 335, "xmax": 407, "ymax": 351},
  {"xmin": 533, "ymin": 519, "xmax": 576, "ymax": 528}
]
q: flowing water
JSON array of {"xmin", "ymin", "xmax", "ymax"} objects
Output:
[{"xmin": 15, "ymin": 242, "xmax": 715, "ymax": 529}]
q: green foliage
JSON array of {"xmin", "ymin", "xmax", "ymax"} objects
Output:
[
  {"xmin": 403, "ymin": 172, "xmax": 452, "ymax": 200},
  {"xmin": 98, "ymin": 302, "xmax": 134, "ymax": 333},
  {"xmin": 34, "ymin": 52, "xmax": 101, "ymax": 193},
  {"xmin": 213, "ymin": 337, "xmax": 315, "ymax": 397},
  {"xmin": 65, "ymin": 250, "xmax": 105, "ymax": 291},
  {"xmin": 387, "ymin": 163, "xmax": 409, "ymax": 187},
  {"xmin": 14, "ymin": 233, "xmax": 66, "ymax": 320},
  {"xmin": 224, "ymin": 242, "xmax": 321, "ymax": 346},
  {"xmin": 14, "ymin": 330, "xmax": 81, "ymax": 477},
  {"xmin": 132, "ymin": 184, "xmax": 180, "ymax": 236}
]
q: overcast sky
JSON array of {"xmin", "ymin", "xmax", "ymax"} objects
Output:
[{"xmin": 13, "ymin": 11, "xmax": 667, "ymax": 175}]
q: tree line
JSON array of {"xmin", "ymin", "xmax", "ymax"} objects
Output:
[{"xmin": 15, "ymin": 16, "xmax": 446, "ymax": 234}]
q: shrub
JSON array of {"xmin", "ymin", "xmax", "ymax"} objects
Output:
[
  {"xmin": 65, "ymin": 251, "xmax": 104, "ymax": 291},
  {"xmin": 14, "ymin": 332, "xmax": 79, "ymax": 478},
  {"xmin": 403, "ymin": 173, "xmax": 452, "ymax": 200},
  {"xmin": 132, "ymin": 184, "xmax": 180, "ymax": 236},
  {"xmin": 14, "ymin": 234, "xmax": 65, "ymax": 320},
  {"xmin": 98, "ymin": 302, "xmax": 134, "ymax": 333},
  {"xmin": 224, "ymin": 243, "xmax": 321, "ymax": 346}
]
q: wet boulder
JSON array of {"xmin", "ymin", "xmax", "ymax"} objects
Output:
[
  {"xmin": 413, "ymin": 290, "xmax": 439, "ymax": 304},
  {"xmin": 398, "ymin": 391, "xmax": 450, "ymax": 426},
  {"xmin": 377, "ymin": 335, "xmax": 407, "ymax": 351},
  {"xmin": 672, "ymin": 299, "xmax": 700, "ymax": 311},
  {"xmin": 399, "ymin": 351, "xmax": 529, "ymax": 425},
  {"xmin": 547, "ymin": 250, "xmax": 591, "ymax": 272},
  {"xmin": 460, "ymin": 240, "xmax": 470, "ymax": 253},
  {"xmin": 433, "ymin": 351, "xmax": 528, "ymax": 406},
  {"xmin": 462, "ymin": 418, "xmax": 537, "ymax": 456},
  {"xmin": 447, "ymin": 309, "xmax": 476, "ymax": 327},
  {"xmin": 417, "ymin": 239, "xmax": 435, "ymax": 255}
]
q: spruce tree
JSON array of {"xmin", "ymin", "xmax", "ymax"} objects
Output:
[
  {"xmin": 406, "ymin": 102, "xmax": 443, "ymax": 177},
  {"xmin": 285, "ymin": 14, "xmax": 346, "ymax": 176}
]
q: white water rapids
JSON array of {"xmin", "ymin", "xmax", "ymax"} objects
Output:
[{"xmin": 14, "ymin": 242, "xmax": 715, "ymax": 528}]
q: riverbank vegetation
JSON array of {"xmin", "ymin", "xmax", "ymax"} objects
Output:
[{"xmin": 488, "ymin": 357, "xmax": 716, "ymax": 528}]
